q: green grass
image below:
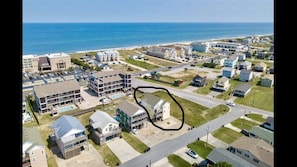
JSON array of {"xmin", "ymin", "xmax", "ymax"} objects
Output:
[
  {"xmin": 150, "ymin": 91, "xmax": 228, "ymax": 127},
  {"xmin": 167, "ymin": 154, "xmax": 191, "ymax": 167},
  {"xmin": 187, "ymin": 140, "xmax": 215, "ymax": 159},
  {"xmin": 230, "ymin": 118, "xmax": 260, "ymax": 130},
  {"xmin": 121, "ymin": 131, "xmax": 150, "ymax": 153},
  {"xmin": 234, "ymin": 85, "xmax": 274, "ymax": 112},
  {"xmin": 212, "ymin": 127, "xmax": 243, "ymax": 144},
  {"xmin": 246, "ymin": 113, "xmax": 265, "ymax": 123},
  {"xmin": 195, "ymin": 79, "xmax": 216, "ymax": 95},
  {"xmin": 125, "ymin": 58, "xmax": 160, "ymax": 70},
  {"xmin": 144, "ymin": 55, "xmax": 179, "ymax": 67},
  {"xmin": 97, "ymin": 143, "xmax": 121, "ymax": 167}
]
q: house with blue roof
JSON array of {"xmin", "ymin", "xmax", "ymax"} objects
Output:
[{"xmin": 52, "ymin": 115, "xmax": 89, "ymax": 159}]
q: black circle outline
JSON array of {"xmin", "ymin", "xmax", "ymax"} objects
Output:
[{"xmin": 133, "ymin": 86, "xmax": 184, "ymax": 131}]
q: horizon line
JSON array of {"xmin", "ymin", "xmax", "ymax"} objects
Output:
[{"xmin": 23, "ymin": 21, "xmax": 274, "ymax": 24}]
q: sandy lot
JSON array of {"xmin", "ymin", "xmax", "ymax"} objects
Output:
[{"xmin": 134, "ymin": 116, "xmax": 191, "ymax": 147}]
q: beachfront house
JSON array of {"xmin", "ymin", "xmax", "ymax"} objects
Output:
[
  {"xmin": 51, "ymin": 115, "xmax": 89, "ymax": 159},
  {"xmin": 239, "ymin": 70, "xmax": 253, "ymax": 82},
  {"xmin": 140, "ymin": 93, "xmax": 170, "ymax": 121},
  {"xmin": 238, "ymin": 61, "xmax": 252, "ymax": 70},
  {"xmin": 231, "ymin": 83, "xmax": 251, "ymax": 97},
  {"xmin": 224, "ymin": 58, "xmax": 237, "ymax": 68},
  {"xmin": 212, "ymin": 76, "xmax": 230, "ymax": 92},
  {"xmin": 90, "ymin": 110, "xmax": 121, "ymax": 145},
  {"xmin": 227, "ymin": 136, "xmax": 274, "ymax": 167},
  {"xmin": 33, "ymin": 80, "xmax": 82, "ymax": 114},
  {"xmin": 23, "ymin": 127, "xmax": 48, "ymax": 167},
  {"xmin": 253, "ymin": 62, "xmax": 267, "ymax": 72},
  {"xmin": 191, "ymin": 73, "xmax": 207, "ymax": 87},
  {"xmin": 191, "ymin": 42, "xmax": 210, "ymax": 53},
  {"xmin": 260, "ymin": 74, "xmax": 274, "ymax": 87},
  {"xmin": 222, "ymin": 67, "xmax": 236, "ymax": 78},
  {"xmin": 116, "ymin": 100, "xmax": 147, "ymax": 132},
  {"xmin": 88, "ymin": 70, "xmax": 132, "ymax": 97}
]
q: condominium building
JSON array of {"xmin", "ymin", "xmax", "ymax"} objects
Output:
[
  {"xmin": 33, "ymin": 80, "xmax": 82, "ymax": 114},
  {"xmin": 22, "ymin": 54, "xmax": 39, "ymax": 73},
  {"xmin": 52, "ymin": 115, "xmax": 89, "ymax": 159},
  {"xmin": 96, "ymin": 50, "xmax": 119, "ymax": 62},
  {"xmin": 22, "ymin": 52, "xmax": 71, "ymax": 73},
  {"xmin": 23, "ymin": 127, "xmax": 48, "ymax": 167},
  {"xmin": 147, "ymin": 46, "xmax": 177, "ymax": 59},
  {"xmin": 88, "ymin": 70, "xmax": 132, "ymax": 97}
]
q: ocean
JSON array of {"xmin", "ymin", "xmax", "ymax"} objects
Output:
[{"xmin": 23, "ymin": 23, "xmax": 273, "ymax": 55}]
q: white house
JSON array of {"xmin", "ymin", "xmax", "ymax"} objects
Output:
[{"xmin": 141, "ymin": 93, "xmax": 170, "ymax": 121}]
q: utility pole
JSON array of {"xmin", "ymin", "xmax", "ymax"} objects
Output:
[{"xmin": 205, "ymin": 125, "xmax": 209, "ymax": 148}]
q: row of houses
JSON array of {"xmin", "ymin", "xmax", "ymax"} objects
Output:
[{"xmin": 206, "ymin": 116, "xmax": 274, "ymax": 167}]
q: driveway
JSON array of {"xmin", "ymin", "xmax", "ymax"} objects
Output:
[
  {"xmin": 135, "ymin": 116, "xmax": 191, "ymax": 147},
  {"xmin": 106, "ymin": 138, "xmax": 141, "ymax": 163},
  {"xmin": 54, "ymin": 143, "xmax": 107, "ymax": 167}
]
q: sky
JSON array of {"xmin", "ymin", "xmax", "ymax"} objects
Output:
[{"xmin": 23, "ymin": 0, "xmax": 274, "ymax": 23}]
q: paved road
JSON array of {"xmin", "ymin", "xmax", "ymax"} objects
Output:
[{"xmin": 119, "ymin": 77, "xmax": 273, "ymax": 167}]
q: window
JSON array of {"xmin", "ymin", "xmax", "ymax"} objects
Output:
[
  {"xmin": 244, "ymin": 154, "xmax": 250, "ymax": 158},
  {"xmin": 253, "ymin": 158, "xmax": 259, "ymax": 163},
  {"xmin": 236, "ymin": 150, "xmax": 242, "ymax": 154}
]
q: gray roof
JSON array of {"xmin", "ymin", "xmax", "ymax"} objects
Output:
[
  {"xmin": 141, "ymin": 93, "xmax": 161, "ymax": 107},
  {"xmin": 52, "ymin": 115, "xmax": 85, "ymax": 138},
  {"xmin": 23, "ymin": 126, "xmax": 45, "ymax": 150},
  {"xmin": 117, "ymin": 100, "xmax": 145, "ymax": 116},
  {"xmin": 230, "ymin": 135, "xmax": 274, "ymax": 167},
  {"xmin": 218, "ymin": 76, "xmax": 229, "ymax": 84},
  {"xmin": 207, "ymin": 148, "xmax": 256, "ymax": 167},
  {"xmin": 265, "ymin": 116, "xmax": 274, "ymax": 125},
  {"xmin": 249, "ymin": 126, "xmax": 274, "ymax": 144},
  {"xmin": 91, "ymin": 70, "xmax": 125, "ymax": 78},
  {"xmin": 240, "ymin": 69, "xmax": 252, "ymax": 75},
  {"xmin": 234, "ymin": 83, "xmax": 251, "ymax": 92},
  {"xmin": 34, "ymin": 80, "xmax": 80, "ymax": 98},
  {"xmin": 90, "ymin": 110, "xmax": 118, "ymax": 129}
]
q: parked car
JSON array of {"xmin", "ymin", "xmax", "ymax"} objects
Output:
[
  {"xmin": 131, "ymin": 128, "xmax": 138, "ymax": 134},
  {"xmin": 226, "ymin": 101, "xmax": 235, "ymax": 106},
  {"xmin": 186, "ymin": 149, "xmax": 198, "ymax": 159}
]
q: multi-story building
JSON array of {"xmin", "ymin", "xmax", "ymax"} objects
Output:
[
  {"xmin": 52, "ymin": 115, "xmax": 89, "ymax": 159},
  {"xmin": 33, "ymin": 80, "xmax": 82, "ymax": 114},
  {"xmin": 191, "ymin": 42, "xmax": 210, "ymax": 52},
  {"xmin": 211, "ymin": 42, "xmax": 246, "ymax": 52},
  {"xmin": 224, "ymin": 58, "xmax": 237, "ymax": 68},
  {"xmin": 23, "ymin": 127, "xmax": 48, "ymax": 167},
  {"xmin": 90, "ymin": 110, "xmax": 121, "ymax": 145},
  {"xmin": 88, "ymin": 70, "xmax": 132, "ymax": 97},
  {"xmin": 22, "ymin": 52, "xmax": 71, "ymax": 73},
  {"xmin": 239, "ymin": 70, "xmax": 253, "ymax": 82},
  {"xmin": 96, "ymin": 50, "xmax": 119, "ymax": 62},
  {"xmin": 146, "ymin": 46, "xmax": 177, "ymax": 59},
  {"xmin": 22, "ymin": 54, "xmax": 39, "ymax": 73},
  {"xmin": 140, "ymin": 93, "xmax": 170, "ymax": 121},
  {"xmin": 191, "ymin": 73, "xmax": 207, "ymax": 87},
  {"xmin": 116, "ymin": 100, "xmax": 147, "ymax": 131}
]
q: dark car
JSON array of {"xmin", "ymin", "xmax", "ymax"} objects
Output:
[{"xmin": 241, "ymin": 129, "xmax": 250, "ymax": 136}]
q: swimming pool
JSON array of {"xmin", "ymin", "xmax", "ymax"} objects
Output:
[
  {"xmin": 58, "ymin": 106, "xmax": 75, "ymax": 113},
  {"xmin": 110, "ymin": 93, "xmax": 124, "ymax": 99}
]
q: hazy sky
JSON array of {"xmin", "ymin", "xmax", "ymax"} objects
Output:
[{"xmin": 23, "ymin": 0, "xmax": 274, "ymax": 23}]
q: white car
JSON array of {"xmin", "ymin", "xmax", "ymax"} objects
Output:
[
  {"xmin": 131, "ymin": 128, "xmax": 138, "ymax": 134},
  {"xmin": 186, "ymin": 149, "xmax": 198, "ymax": 159},
  {"xmin": 226, "ymin": 101, "xmax": 235, "ymax": 106}
]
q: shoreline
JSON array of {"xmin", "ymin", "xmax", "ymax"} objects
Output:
[
  {"xmin": 24, "ymin": 33, "xmax": 273, "ymax": 56},
  {"xmin": 73, "ymin": 33, "xmax": 273, "ymax": 55}
]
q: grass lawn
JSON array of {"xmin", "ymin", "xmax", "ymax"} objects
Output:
[
  {"xmin": 126, "ymin": 58, "xmax": 160, "ymax": 70},
  {"xmin": 110, "ymin": 63, "xmax": 141, "ymax": 73},
  {"xmin": 121, "ymin": 131, "xmax": 150, "ymax": 153},
  {"xmin": 230, "ymin": 118, "xmax": 260, "ymax": 130},
  {"xmin": 167, "ymin": 154, "xmax": 191, "ymax": 167},
  {"xmin": 140, "ymin": 91, "xmax": 229, "ymax": 127},
  {"xmin": 212, "ymin": 127, "xmax": 243, "ymax": 144},
  {"xmin": 246, "ymin": 113, "xmax": 265, "ymax": 123},
  {"xmin": 187, "ymin": 140, "xmax": 215, "ymax": 159},
  {"xmin": 234, "ymin": 84, "xmax": 274, "ymax": 112},
  {"xmin": 195, "ymin": 79, "xmax": 216, "ymax": 95},
  {"xmin": 144, "ymin": 55, "xmax": 179, "ymax": 67}
]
